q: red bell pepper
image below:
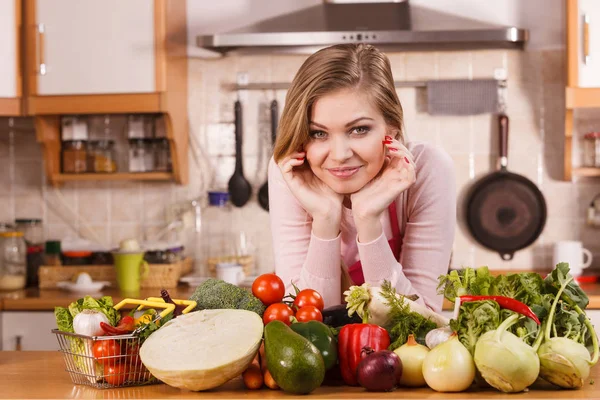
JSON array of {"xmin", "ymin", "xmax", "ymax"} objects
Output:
[
  {"xmin": 100, "ymin": 316, "xmax": 136, "ymax": 335},
  {"xmin": 337, "ymin": 323, "xmax": 390, "ymax": 386},
  {"xmin": 459, "ymin": 295, "xmax": 541, "ymax": 325}
]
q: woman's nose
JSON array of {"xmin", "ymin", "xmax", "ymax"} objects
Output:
[{"xmin": 329, "ymin": 137, "xmax": 353, "ymax": 162}]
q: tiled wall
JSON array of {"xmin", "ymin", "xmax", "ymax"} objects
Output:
[{"xmin": 0, "ymin": 49, "xmax": 598, "ymax": 275}]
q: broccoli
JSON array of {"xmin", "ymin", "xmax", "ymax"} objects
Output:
[{"xmin": 189, "ymin": 278, "xmax": 266, "ymax": 316}]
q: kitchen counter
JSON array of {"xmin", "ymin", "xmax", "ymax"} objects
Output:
[
  {"xmin": 4, "ymin": 283, "xmax": 600, "ymax": 311},
  {"xmin": 1, "ymin": 351, "xmax": 599, "ymax": 399}
]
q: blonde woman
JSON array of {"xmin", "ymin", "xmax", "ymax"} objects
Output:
[{"xmin": 268, "ymin": 44, "xmax": 455, "ymax": 312}]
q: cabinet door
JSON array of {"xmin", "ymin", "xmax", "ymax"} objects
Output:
[
  {"xmin": 1, "ymin": 311, "xmax": 59, "ymax": 351},
  {"xmin": 0, "ymin": 0, "xmax": 20, "ymax": 98},
  {"xmin": 33, "ymin": 0, "xmax": 156, "ymax": 96},
  {"xmin": 579, "ymin": 0, "xmax": 600, "ymax": 87}
]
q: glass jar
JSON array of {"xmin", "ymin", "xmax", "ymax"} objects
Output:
[
  {"xmin": 154, "ymin": 138, "xmax": 172, "ymax": 172},
  {"xmin": 128, "ymin": 139, "xmax": 146, "ymax": 172},
  {"xmin": 127, "ymin": 115, "xmax": 155, "ymax": 139},
  {"xmin": 0, "ymin": 232, "xmax": 27, "ymax": 291},
  {"xmin": 200, "ymin": 191, "xmax": 238, "ymax": 277},
  {"xmin": 44, "ymin": 240, "xmax": 62, "ymax": 266},
  {"xmin": 62, "ymin": 140, "xmax": 88, "ymax": 173},
  {"xmin": 88, "ymin": 140, "xmax": 117, "ymax": 173},
  {"xmin": 15, "ymin": 219, "xmax": 44, "ymax": 287},
  {"xmin": 583, "ymin": 132, "xmax": 600, "ymax": 168}
]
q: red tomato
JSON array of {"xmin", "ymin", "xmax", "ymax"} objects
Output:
[
  {"xmin": 293, "ymin": 289, "xmax": 324, "ymax": 311},
  {"xmin": 252, "ymin": 274, "xmax": 285, "ymax": 306},
  {"xmin": 105, "ymin": 363, "xmax": 128, "ymax": 386},
  {"xmin": 263, "ymin": 303, "xmax": 294, "ymax": 326},
  {"xmin": 92, "ymin": 339, "xmax": 121, "ymax": 366},
  {"xmin": 295, "ymin": 305, "xmax": 323, "ymax": 322},
  {"xmin": 122, "ymin": 343, "xmax": 143, "ymax": 368}
]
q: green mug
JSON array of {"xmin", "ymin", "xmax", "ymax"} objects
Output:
[{"xmin": 113, "ymin": 252, "xmax": 149, "ymax": 295}]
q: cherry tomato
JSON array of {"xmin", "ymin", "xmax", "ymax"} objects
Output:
[
  {"xmin": 293, "ymin": 289, "xmax": 324, "ymax": 311},
  {"xmin": 263, "ymin": 303, "xmax": 294, "ymax": 326},
  {"xmin": 295, "ymin": 305, "xmax": 323, "ymax": 322},
  {"xmin": 252, "ymin": 274, "xmax": 285, "ymax": 306},
  {"xmin": 105, "ymin": 363, "xmax": 128, "ymax": 386},
  {"xmin": 92, "ymin": 339, "xmax": 122, "ymax": 366}
]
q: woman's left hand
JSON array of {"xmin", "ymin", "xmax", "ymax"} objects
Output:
[{"xmin": 351, "ymin": 137, "xmax": 417, "ymax": 221}]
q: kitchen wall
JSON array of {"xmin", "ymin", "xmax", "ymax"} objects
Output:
[{"xmin": 1, "ymin": 47, "xmax": 599, "ymax": 274}]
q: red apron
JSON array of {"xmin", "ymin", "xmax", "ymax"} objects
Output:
[{"xmin": 347, "ymin": 202, "xmax": 402, "ymax": 285}]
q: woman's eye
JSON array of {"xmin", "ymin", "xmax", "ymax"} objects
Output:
[
  {"xmin": 309, "ymin": 130, "xmax": 327, "ymax": 139},
  {"xmin": 351, "ymin": 126, "xmax": 370, "ymax": 135}
]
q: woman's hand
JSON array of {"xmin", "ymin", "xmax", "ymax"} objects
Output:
[
  {"xmin": 278, "ymin": 151, "xmax": 343, "ymax": 238},
  {"xmin": 351, "ymin": 137, "xmax": 416, "ymax": 236}
]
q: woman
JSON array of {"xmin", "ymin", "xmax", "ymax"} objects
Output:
[{"xmin": 268, "ymin": 43, "xmax": 455, "ymax": 312}]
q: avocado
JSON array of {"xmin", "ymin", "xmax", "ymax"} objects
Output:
[{"xmin": 264, "ymin": 320, "xmax": 325, "ymax": 394}]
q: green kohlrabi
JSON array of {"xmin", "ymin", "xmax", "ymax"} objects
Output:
[
  {"xmin": 474, "ymin": 313, "xmax": 541, "ymax": 393},
  {"xmin": 450, "ymin": 300, "xmax": 501, "ymax": 355},
  {"xmin": 535, "ymin": 263, "xmax": 599, "ymax": 389}
]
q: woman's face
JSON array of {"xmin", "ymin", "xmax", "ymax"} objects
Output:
[{"xmin": 305, "ymin": 88, "xmax": 390, "ymax": 194}]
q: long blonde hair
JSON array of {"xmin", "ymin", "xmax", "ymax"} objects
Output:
[{"xmin": 273, "ymin": 43, "xmax": 404, "ymax": 163}]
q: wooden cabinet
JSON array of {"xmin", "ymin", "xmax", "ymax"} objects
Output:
[
  {"xmin": 1, "ymin": 311, "xmax": 59, "ymax": 351},
  {"xmin": 0, "ymin": 0, "xmax": 22, "ymax": 116},
  {"xmin": 565, "ymin": 0, "xmax": 600, "ymax": 180}
]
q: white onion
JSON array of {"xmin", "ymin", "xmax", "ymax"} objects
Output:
[
  {"xmin": 422, "ymin": 334, "xmax": 475, "ymax": 392},
  {"xmin": 394, "ymin": 334, "xmax": 429, "ymax": 387},
  {"xmin": 425, "ymin": 326, "xmax": 453, "ymax": 349},
  {"xmin": 73, "ymin": 309, "xmax": 109, "ymax": 337}
]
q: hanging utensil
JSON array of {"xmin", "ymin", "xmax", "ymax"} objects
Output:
[
  {"xmin": 228, "ymin": 100, "xmax": 252, "ymax": 207},
  {"xmin": 258, "ymin": 99, "xmax": 278, "ymax": 211}
]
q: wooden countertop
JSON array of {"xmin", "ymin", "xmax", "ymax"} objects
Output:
[{"xmin": 1, "ymin": 351, "xmax": 599, "ymax": 399}]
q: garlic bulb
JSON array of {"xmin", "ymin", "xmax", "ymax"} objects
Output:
[{"xmin": 73, "ymin": 309, "xmax": 109, "ymax": 336}]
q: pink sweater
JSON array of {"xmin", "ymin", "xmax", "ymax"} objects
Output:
[{"xmin": 268, "ymin": 141, "xmax": 456, "ymax": 312}]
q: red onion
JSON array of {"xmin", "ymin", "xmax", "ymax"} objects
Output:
[{"xmin": 357, "ymin": 347, "xmax": 403, "ymax": 392}]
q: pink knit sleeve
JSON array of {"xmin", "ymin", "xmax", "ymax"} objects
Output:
[
  {"xmin": 357, "ymin": 144, "xmax": 456, "ymax": 312},
  {"xmin": 267, "ymin": 158, "xmax": 342, "ymax": 307}
]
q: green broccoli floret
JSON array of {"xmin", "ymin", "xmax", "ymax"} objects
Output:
[{"xmin": 189, "ymin": 278, "xmax": 266, "ymax": 316}]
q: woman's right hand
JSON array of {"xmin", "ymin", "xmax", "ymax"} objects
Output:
[{"xmin": 278, "ymin": 151, "xmax": 343, "ymax": 225}]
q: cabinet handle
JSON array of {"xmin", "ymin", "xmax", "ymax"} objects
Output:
[
  {"xmin": 15, "ymin": 335, "xmax": 22, "ymax": 351},
  {"xmin": 37, "ymin": 23, "xmax": 46, "ymax": 76},
  {"xmin": 583, "ymin": 13, "xmax": 591, "ymax": 65}
]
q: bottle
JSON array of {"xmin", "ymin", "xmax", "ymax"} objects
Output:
[
  {"xmin": 15, "ymin": 219, "xmax": 44, "ymax": 287},
  {"xmin": 200, "ymin": 191, "xmax": 237, "ymax": 277},
  {"xmin": 0, "ymin": 231, "xmax": 26, "ymax": 291},
  {"xmin": 44, "ymin": 240, "xmax": 62, "ymax": 266}
]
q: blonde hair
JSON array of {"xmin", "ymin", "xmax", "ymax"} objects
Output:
[{"xmin": 273, "ymin": 43, "xmax": 404, "ymax": 163}]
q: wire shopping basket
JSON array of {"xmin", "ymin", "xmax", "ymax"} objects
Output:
[{"xmin": 52, "ymin": 297, "xmax": 196, "ymax": 389}]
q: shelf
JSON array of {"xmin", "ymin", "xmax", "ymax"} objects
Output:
[
  {"xmin": 566, "ymin": 87, "xmax": 600, "ymax": 109},
  {"xmin": 51, "ymin": 172, "xmax": 174, "ymax": 184},
  {"xmin": 573, "ymin": 167, "xmax": 600, "ymax": 178}
]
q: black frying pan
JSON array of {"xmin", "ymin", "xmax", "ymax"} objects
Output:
[{"xmin": 465, "ymin": 114, "xmax": 547, "ymax": 261}]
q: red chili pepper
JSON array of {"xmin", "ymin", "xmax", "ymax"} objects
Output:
[
  {"xmin": 100, "ymin": 316, "xmax": 136, "ymax": 336},
  {"xmin": 459, "ymin": 295, "xmax": 541, "ymax": 325},
  {"xmin": 337, "ymin": 323, "xmax": 390, "ymax": 386}
]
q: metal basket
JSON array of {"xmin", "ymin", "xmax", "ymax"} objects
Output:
[
  {"xmin": 52, "ymin": 330, "xmax": 157, "ymax": 389},
  {"xmin": 52, "ymin": 297, "xmax": 197, "ymax": 389}
]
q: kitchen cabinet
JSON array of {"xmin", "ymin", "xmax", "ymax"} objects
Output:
[
  {"xmin": 565, "ymin": 0, "xmax": 600, "ymax": 180},
  {"xmin": 1, "ymin": 311, "xmax": 59, "ymax": 351},
  {"xmin": 0, "ymin": 0, "xmax": 22, "ymax": 116}
]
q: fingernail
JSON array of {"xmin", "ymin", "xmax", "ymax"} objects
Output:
[
  {"xmin": 296, "ymin": 157, "xmax": 304, "ymax": 161},
  {"xmin": 389, "ymin": 147, "xmax": 398, "ymax": 152},
  {"xmin": 383, "ymin": 140, "xmax": 392, "ymax": 144},
  {"xmin": 385, "ymin": 135, "xmax": 392, "ymax": 140},
  {"xmin": 404, "ymin": 157, "xmax": 410, "ymax": 163}
]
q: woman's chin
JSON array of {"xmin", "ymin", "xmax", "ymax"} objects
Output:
[{"xmin": 326, "ymin": 179, "xmax": 366, "ymax": 195}]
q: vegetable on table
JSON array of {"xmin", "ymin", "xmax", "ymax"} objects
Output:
[
  {"xmin": 92, "ymin": 339, "xmax": 122, "ymax": 367},
  {"xmin": 252, "ymin": 274, "xmax": 285, "ymax": 306},
  {"xmin": 290, "ymin": 320, "xmax": 338, "ymax": 370},
  {"xmin": 459, "ymin": 295, "xmax": 540, "ymax": 325},
  {"xmin": 263, "ymin": 303, "xmax": 294, "ymax": 326},
  {"xmin": 322, "ymin": 304, "xmax": 362, "ymax": 328},
  {"xmin": 338, "ymin": 323, "xmax": 390, "ymax": 386},
  {"xmin": 292, "ymin": 289, "xmax": 325, "ymax": 311},
  {"xmin": 422, "ymin": 333, "xmax": 475, "ymax": 392},
  {"xmin": 72, "ymin": 309, "xmax": 109, "ymax": 337},
  {"xmin": 357, "ymin": 348, "xmax": 403, "ymax": 392},
  {"xmin": 393, "ymin": 334, "xmax": 429, "ymax": 387},
  {"xmin": 189, "ymin": 278, "xmax": 266, "ymax": 316},
  {"xmin": 295, "ymin": 305, "xmax": 323, "ymax": 322},
  {"xmin": 242, "ymin": 353, "xmax": 263, "ymax": 390},
  {"xmin": 139, "ymin": 309, "xmax": 264, "ymax": 391},
  {"xmin": 425, "ymin": 326, "xmax": 453, "ymax": 350}
]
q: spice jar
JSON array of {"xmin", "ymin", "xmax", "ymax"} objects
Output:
[
  {"xmin": 0, "ymin": 231, "xmax": 27, "ymax": 291},
  {"xmin": 62, "ymin": 140, "xmax": 88, "ymax": 173},
  {"xmin": 88, "ymin": 140, "xmax": 117, "ymax": 173},
  {"xmin": 129, "ymin": 139, "xmax": 155, "ymax": 172},
  {"xmin": 583, "ymin": 132, "xmax": 600, "ymax": 168},
  {"xmin": 154, "ymin": 138, "xmax": 172, "ymax": 172}
]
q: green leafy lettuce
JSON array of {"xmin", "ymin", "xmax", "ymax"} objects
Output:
[{"xmin": 450, "ymin": 300, "xmax": 501, "ymax": 355}]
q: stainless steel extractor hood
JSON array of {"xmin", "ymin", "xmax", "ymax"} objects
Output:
[{"xmin": 196, "ymin": 0, "xmax": 528, "ymax": 55}]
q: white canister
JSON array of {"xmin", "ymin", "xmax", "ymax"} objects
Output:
[{"xmin": 216, "ymin": 262, "xmax": 245, "ymax": 285}]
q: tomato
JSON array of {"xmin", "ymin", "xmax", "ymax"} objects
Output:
[
  {"xmin": 122, "ymin": 342, "xmax": 143, "ymax": 368},
  {"xmin": 295, "ymin": 305, "xmax": 323, "ymax": 322},
  {"xmin": 252, "ymin": 274, "xmax": 285, "ymax": 306},
  {"xmin": 105, "ymin": 363, "xmax": 128, "ymax": 386},
  {"xmin": 92, "ymin": 339, "xmax": 121, "ymax": 366},
  {"xmin": 263, "ymin": 303, "xmax": 294, "ymax": 326},
  {"xmin": 293, "ymin": 289, "xmax": 324, "ymax": 311}
]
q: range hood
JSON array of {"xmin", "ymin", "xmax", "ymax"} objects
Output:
[{"xmin": 197, "ymin": 0, "xmax": 528, "ymax": 55}]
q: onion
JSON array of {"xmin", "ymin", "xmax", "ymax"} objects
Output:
[
  {"xmin": 394, "ymin": 334, "xmax": 429, "ymax": 387},
  {"xmin": 73, "ymin": 309, "xmax": 109, "ymax": 337},
  {"xmin": 425, "ymin": 326, "xmax": 453, "ymax": 349},
  {"xmin": 357, "ymin": 347, "xmax": 403, "ymax": 392},
  {"xmin": 422, "ymin": 333, "xmax": 475, "ymax": 392}
]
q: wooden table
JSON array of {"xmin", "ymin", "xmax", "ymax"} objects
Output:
[{"xmin": 1, "ymin": 352, "xmax": 599, "ymax": 399}]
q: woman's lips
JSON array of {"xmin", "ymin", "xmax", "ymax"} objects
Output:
[{"xmin": 327, "ymin": 166, "xmax": 361, "ymax": 178}]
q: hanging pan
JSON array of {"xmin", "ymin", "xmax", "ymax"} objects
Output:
[{"xmin": 465, "ymin": 114, "xmax": 547, "ymax": 260}]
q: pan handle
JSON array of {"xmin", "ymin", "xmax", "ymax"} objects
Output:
[
  {"xmin": 500, "ymin": 252, "xmax": 514, "ymax": 261},
  {"xmin": 498, "ymin": 114, "xmax": 509, "ymax": 171}
]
